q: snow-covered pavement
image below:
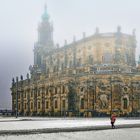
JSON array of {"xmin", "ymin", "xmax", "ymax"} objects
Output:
[
  {"xmin": 0, "ymin": 128, "xmax": 140, "ymax": 140},
  {"xmin": 0, "ymin": 117, "xmax": 140, "ymax": 132}
]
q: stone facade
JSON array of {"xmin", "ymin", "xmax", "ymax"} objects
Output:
[{"xmin": 11, "ymin": 6, "xmax": 140, "ymax": 117}]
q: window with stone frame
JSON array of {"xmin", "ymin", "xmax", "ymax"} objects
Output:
[
  {"xmin": 38, "ymin": 102, "xmax": 41, "ymax": 109},
  {"xmin": 31, "ymin": 102, "xmax": 33, "ymax": 109},
  {"xmin": 62, "ymin": 85, "xmax": 65, "ymax": 94},
  {"xmin": 24, "ymin": 103, "xmax": 27, "ymax": 110},
  {"xmin": 46, "ymin": 101, "xmax": 49, "ymax": 109},
  {"xmin": 123, "ymin": 98, "xmax": 128, "ymax": 109},
  {"xmin": 80, "ymin": 98, "xmax": 84, "ymax": 109},
  {"xmin": 81, "ymin": 87, "xmax": 84, "ymax": 92},
  {"xmin": 55, "ymin": 100, "xmax": 58, "ymax": 109},
  {"xmin": 62, "ymin": 100, "xmax": 65, "ymax": 109}
]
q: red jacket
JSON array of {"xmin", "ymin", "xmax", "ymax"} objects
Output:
[{"xmin": 111, "ymin": 115, "xmax": 116, "ymax": 123}]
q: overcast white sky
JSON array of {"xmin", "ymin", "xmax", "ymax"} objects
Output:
[{"xmin": 0, "ymin": 0, "xmax": 140, "ymax": 109}]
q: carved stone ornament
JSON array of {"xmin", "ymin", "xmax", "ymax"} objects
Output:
[{"xmin": 99, "ymin": 94, "xmax": 109, "ymax": 109}]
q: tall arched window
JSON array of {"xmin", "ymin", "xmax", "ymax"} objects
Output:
[
  {"xmin": 55, "ymin": 100, "xmax": 58, "ymax": 109},
  {"xmin": 81, "ymin": 98, "xmax": 84, "ymax": 109},
  {"xmin": 62, "ymin": 100, "xmax": 65, "ymax": 109},
  {"xmin": 123, "ymin": 98, "xmax": 128, "ymax": 109},
  {"xmin": 31, "ymin": 102, "xmax": 33, "ymax": 109},
  {"xmin": 46, "ymin": 101, "xmax": 49, "ymax": 109},
  {"xmin": 38, "ymin": 102, "xmax": 41, "ymax": 109}
]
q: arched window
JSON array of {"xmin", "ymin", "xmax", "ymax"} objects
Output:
[
  {"xmin": 55, "ymin": 100, "xmax": 58, "ymax": 109},
  {"xmin": 123, "ymin": 98, "xmax": 128, "ymax": 109},
  {"xmin": 62, "ymin": 100, "xmax": 65, "ymax": 109},
  {"xmin": 24, "ymin": 103, "xmax": 27, "ymax": 110},
  {"xmin": 61, "ymin": 85, "xmax": 65, "ymax": 94},
  {"xmin": 81, "ymin": 98, "xmax": 84, "ymax": 109},
  {"xmin": 38, "ymin": 102, "xmax": 41, "ymax": 109},
  {"xmin": 31, "ymin": 102, "xmax": 33, "ymax": 109},
  {"xmin": 81, "ymin": 87, "xmax": 84, "ymax": 92},
  {"xmin": 46, "ymin": 101, "xmax": 49, "ymax": 109}
]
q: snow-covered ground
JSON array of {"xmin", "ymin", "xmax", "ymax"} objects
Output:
[
  {"xmin": 0, "ymin": 128, "xmax": 140, "ymax": 140},
  {"xmin": 0, "ymin": 117, "xmax": 140, "ymax": 131}
]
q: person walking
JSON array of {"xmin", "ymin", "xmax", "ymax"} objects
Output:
[{"xmin": 110, "ymin": 114, "xmax": 116, "ymax": 129}]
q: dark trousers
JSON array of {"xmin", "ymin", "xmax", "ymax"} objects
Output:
[{"xmin": 111, "ymin": 122, "xmax": 115, "ymax": 129}]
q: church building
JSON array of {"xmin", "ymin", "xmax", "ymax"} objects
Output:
[{"xmin": 11, "ymin": 5, "xmax": 140, "ymax": 117}]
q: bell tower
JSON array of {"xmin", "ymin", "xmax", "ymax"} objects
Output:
[
  {"xmin": 38, "ymin": 4, "xmax": 54, "ymax": 46},
  {"xmin": 33, "ymin": 4, "xmax": 54, "ymax": 73}
]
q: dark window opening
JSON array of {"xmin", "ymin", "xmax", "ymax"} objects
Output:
[
  {"xmin": 81, "ymin": 98, "xmax": 84, "ymax": 109},
  {"xmin": 55, "ymin": 100, "xmax": 58, "ymax": 109},
  {"xmin": 123, "ymin": 98, "xmax": 128, "ymax": 109}
]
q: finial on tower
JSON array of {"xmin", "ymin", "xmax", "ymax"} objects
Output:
[{"xmin": 42, "ymin": 3, "xmax": 49, "ymax": 21}]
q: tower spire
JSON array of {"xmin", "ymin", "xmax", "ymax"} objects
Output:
[
  {"xmin": 42, "ymin": 3, "xmax": 49, "ymax": 21},
  {"xmin": 44, "ymin": 3, "xmax": 47, "ymax": 13}
]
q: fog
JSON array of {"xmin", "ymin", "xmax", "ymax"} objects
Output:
[{"xmin": 0, "ymin": 0, "xmax": 140, "ymax": 109}]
